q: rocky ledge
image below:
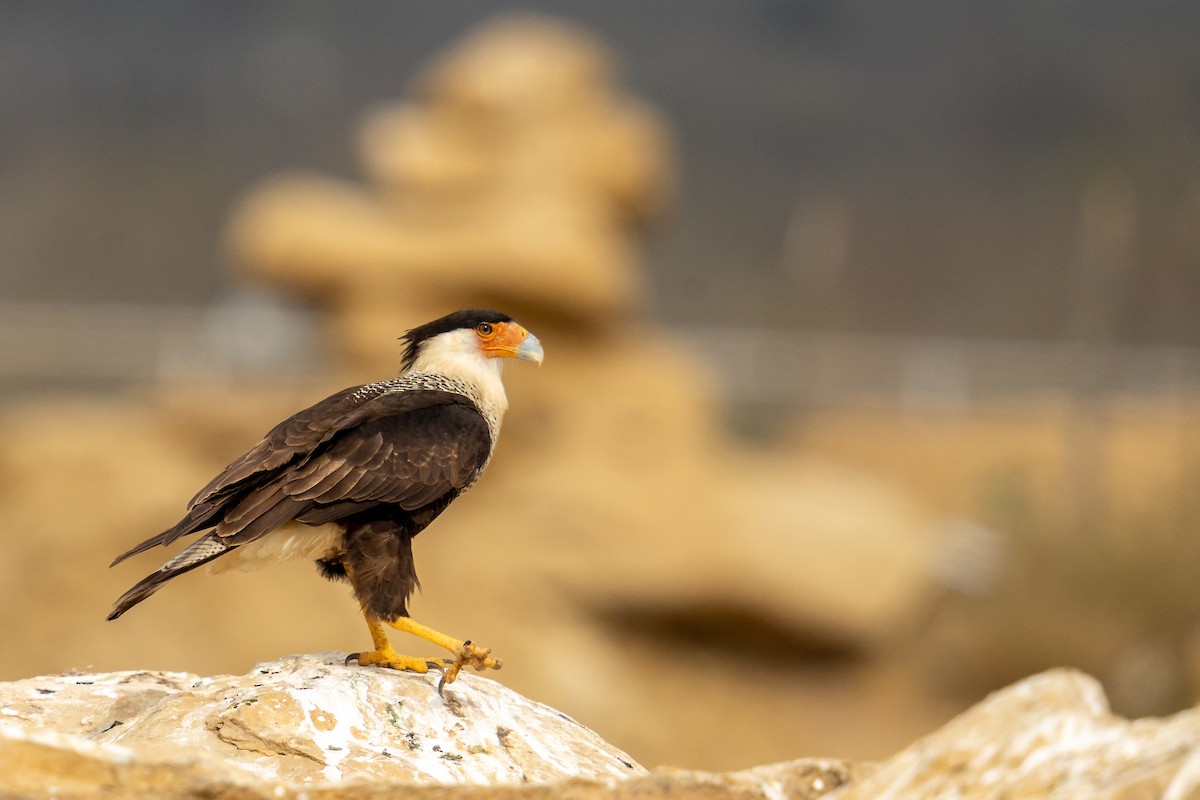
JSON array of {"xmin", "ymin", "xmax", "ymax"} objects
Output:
[
  {"xmin": 0, "ymin": 652, "xmax": 646, "ymax": 794},
  {"xmin": 2, "ymin": 653, "xmax": 1199, "ymax": 799}
]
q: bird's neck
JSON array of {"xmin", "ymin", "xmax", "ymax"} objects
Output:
[{"xmin": 408, "ymin": 342, "xmax": 509, "ymax": 424}]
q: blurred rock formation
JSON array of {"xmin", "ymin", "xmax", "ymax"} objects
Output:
[
  {"xmin": 0, "ymin": 14, "xmax": 941, "ymax": 769},
  {"xmin": 226, "ymin": 14, "xmax": 671, "ymax": 368}
]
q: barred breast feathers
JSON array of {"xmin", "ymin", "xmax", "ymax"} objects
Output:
[{"xmin": 400, "ymin": 330, "xmax": 511, "ymax": 446}]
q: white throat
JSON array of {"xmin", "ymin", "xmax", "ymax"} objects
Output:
[{"xmin": 408, "ymin": 328, "xmax": 509, "ymax": 418}]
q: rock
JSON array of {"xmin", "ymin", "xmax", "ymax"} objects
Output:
[
  {"xmin": 632, "ymin": 760, "xmax": 861, "ymax": 800},
  {"xmin": 829, "ymin": 669, "xmax": 1200, "ymax": 799},
  {"xmin": 0, "ymin": 650, "xmax": 864, "ymax": 799},
  {"xmin": 226, "ymin": 171, "xmax": 643, "ymax": 357},
  {"xmin": 587, "ymin": 453, "xmax": 937, "ymax": 647},
  {"xmin": 7, "ymin": 662, "xmax": 1199, "ymax": 800},
  {"xmin": 0, "ymin": 652, "xmax": 643, "ymax": 795},
  {"xmin": 365, "ymin": 14, "xmax": 673, "ymax": 223}
]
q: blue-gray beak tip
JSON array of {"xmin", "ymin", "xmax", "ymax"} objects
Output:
[{"xmin": 516, "ymin": 332, "xmax": 544, "ymax": 365}]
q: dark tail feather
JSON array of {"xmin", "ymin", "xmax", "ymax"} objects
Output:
[
  {"xmin": 109, "ymin": 527, "xmax": 173, "ymax": 567},
  {"xmin": 109, "ymin": 501, "xmax": 227, "ymax": 568},
  {"xmin": 107, "ymin": 535, "xmax": 232, "ymax": 620}
]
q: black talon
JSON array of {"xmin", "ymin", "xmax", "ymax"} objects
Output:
[
  {"xmin": 426, "ymin": 660, "xmax": 448, "ymax": 697},
  {"xmin": 345, "ymin": 652, "xmax": 361, "ymax": 666}
]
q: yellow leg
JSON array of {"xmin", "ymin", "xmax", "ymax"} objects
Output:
[
  {"xmin": 341, "ymin": 562, "xmax": 501, "ymax": 687},
  {"xmin": 350, "ymin": 617, "xmax": 435, "ymax": 674},
  {"xmin": 384, "ymin": 616, "xmax": 502, "ymax": 685}
]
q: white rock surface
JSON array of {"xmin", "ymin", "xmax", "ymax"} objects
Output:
[{"xmin": 0, "ymin": 652, "xmax": 642, "ymax": 790}]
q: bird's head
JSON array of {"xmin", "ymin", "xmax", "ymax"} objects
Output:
[{"xmin": 401, "ymin": 309, "xmax": 544, "ymax": 377}]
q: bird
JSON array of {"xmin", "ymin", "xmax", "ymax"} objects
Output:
[{"xmin": 108, "ymin": 308, "xmax": 543, "ymax": 688}]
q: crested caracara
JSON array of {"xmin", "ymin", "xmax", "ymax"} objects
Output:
[{"xmin": 108, "ymin": 309, "xmax": 543, "ymax": 688}]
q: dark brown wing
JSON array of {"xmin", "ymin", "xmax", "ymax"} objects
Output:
[
  {"xmin": 216, "ymin": 402, "xmax": 492, "ymax": 544},
  {"xmin": 110, "ymin": 387, "xmax": 488, "ymax": 564},
  {"xmin": 287, "ymin": 406, "xmax": 488, "ymax": 507},
  {"xmin": 189, "ymin": 382, "xmax": 404, "ymax": 509}
]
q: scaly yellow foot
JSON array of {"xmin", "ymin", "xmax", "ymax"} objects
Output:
[
  {"xmin": 346, "ymin": 645, "xmax": 436, "ymax": 673},
  {"xmin": 439, "ymin": 639, "xmax": 503, "ymax": 685},
  {"xmin": 346, "ymin": 617, "xmax": 437, "ymax": 673},
  {"xmin": 350, "ymin": 616, "xmax": 502, "ymax": 690},
  {"xmin": 384, "ymin": 616, "xmax": 502, "ymax": 686}
]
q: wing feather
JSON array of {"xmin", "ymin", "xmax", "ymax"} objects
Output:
[
  {"xmin": 215, "ymin": 485, "xmax": 291, "ymax": 536},
  {"xmin": 113, "ymin": 387, "xmax": 492, "ymax": 562},
  {"xmin": 186, "ymin": 383, "xmax": 415, "ymax": 511},
  {"xmin": 218, "ymin": 496, "xmax": 306, "ymax": 543},
  {"xmin": 287, "ymin": 458, "xmax": 355, "ymax": 498},
  {"xmin": 281, "ymin": 403, "xmax": 492, "ymax": 512}
]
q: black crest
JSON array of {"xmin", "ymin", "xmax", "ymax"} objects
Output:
[{"xmin": 400, "ymin": 309, "xmax": 514, "ymax": 371}]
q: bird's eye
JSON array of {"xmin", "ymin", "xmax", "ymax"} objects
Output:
[{"xmin": 476, "ymin": 322, "xmax": 494, "ymax": 336}]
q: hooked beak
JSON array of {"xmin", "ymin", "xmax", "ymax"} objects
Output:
[{"xmin": 515, "ymin": 331, "xmax": 544, "ymax": 365}]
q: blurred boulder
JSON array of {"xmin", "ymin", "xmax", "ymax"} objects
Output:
[
  {"xmin": 364, "ymin": 14, "xmax": 671, "ymax": 223},
  {"xmin": 833, "ymin": 669, "xmax": 1200, "ymax": 799}
]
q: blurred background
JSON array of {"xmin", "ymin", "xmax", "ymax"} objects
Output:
[{"xmin": 3, "ymin": 0, "xmax": 1200, "ymax": 772}]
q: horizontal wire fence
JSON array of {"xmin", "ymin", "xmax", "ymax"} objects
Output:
[
  {"xmin": 679, "ymin": 327, "xmax": 1200, "ymax": 412},
  {"xmin": 0, "ymin": 299, "xmax": 318, "ymax": 398},
  {"xmin": 3, "ymin": 302, "xmax": 1200, "ymax": 408}
]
